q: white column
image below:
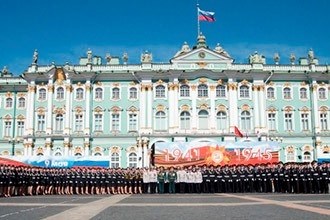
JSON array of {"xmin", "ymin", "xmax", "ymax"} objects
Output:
[
  {"xmin": 142, "ymin": 138, "xmax": 149, "ymax": 167},
  {"xmin": 228, "ymin": 80, "xmax": 238, "ymax": 133},
  {"xmin": 147, "ymin": 84, "xmax": 153, "ymax": 130},
  {"xmin": 259, "ymin": 85, "xmax": 267, "ymax": 131},
  {"xmin": 168, "ymin": 83, "xmax": 175, "ymax": 133},
  {"xmin": 253, "ymin": 85, "xmax": 260, "ymax": 130},
  {"xmin": 23, "ymin": 143, "xmax": 28, "ymax": 156},
  {"xmin": 191, "ymin": 85, "xmax": 197, "ymax": 130},
  {"xmin": 25, "ymin": 83, "xmax": 36, "ymax": 135},
  {"xmin": 139, "ymin": 84, "xmax": 147, "ymax": 130},
  {"xmin": 84, "ymin": 140, "xmax": 90, "ymax": 156},
  {"xmin": 64, "ymin": 139, "xmax": 70, "ymax": 156},
  {"xmin": 46, "ymin": 83, "xmax": 53, "ymax": 134},
  {"xmin": 84, "ymin": 81, "xmax": 91, "ymax": 134},
  {"xmin": 64, "ymin": 82, "xmax": 72, "ymax": 135},
  {"xmin": 172, "ymin": 82, "xmax": 179, "ymax": 132},
  {"xmin": 312, "ymin": 83, "xmax": 320, "ymax": 132},
  {"xmin": 137, "ymin": 138, "xmax": 143, "ymax": 167},
  {"xmin": 209, "ymin": 85, "xmax": 216, "ymax": 130}
]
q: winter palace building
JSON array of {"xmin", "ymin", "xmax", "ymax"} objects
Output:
[{"xmin": 0, "ymin": 34, "xmax": 329, "ymax": 167}]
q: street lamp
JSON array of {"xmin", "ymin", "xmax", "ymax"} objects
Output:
[{"xmin": 9, "ymin": 138, "xmax": 20, "ymax": 156}]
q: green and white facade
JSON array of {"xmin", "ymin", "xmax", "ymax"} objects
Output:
[{"xmin": 0, "ymin": 35, "xmax": 329, "ymax": 167}]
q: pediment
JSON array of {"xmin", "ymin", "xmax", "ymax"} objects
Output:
[{"xmin": 171, "ymin": 47, "xmax": 234, "ymax": 65}]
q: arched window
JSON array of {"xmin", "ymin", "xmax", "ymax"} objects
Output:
[
  {"xmin": 94, "ymin": 152, "xmax": 102, "ymax": 156},
  {"xmin": 283, "ymin": 87, "xmax": 292, "ymax": 99},
  {"xmin": 54, "ymin": 152, "xmax": 62, "ymax": 157},
  {"xmin": 198, "ymin": 85, "xmax": 208, "ymax": 97},
  {"xmin": 18, "ymin": 97, "xmax": 26, "ymax": 108},
  {"xmin": 240, "ymin": 111, "xmax": 251, "ymax": 130},
  {"xmin": 95, "ymin": 88, "xmax": 103, "ymax": 99},
  {"xmin": 303, "ymin": 151, "xmax": 311, "ymax": 162},
  {"xmin": 110, "ymin": 152, "xmax": 120, "ymax": 168},
  {"xmin": 198, "ymin": 110, "xmax": 209, "ymax": 130},
  {"xmin": 5, "ymin": 98, "xmax": 13, "ymax": 108},
  {"xmin": 36, "ymin": 153, "xmax": 44, "ymax": 156},
  {"xmin": 318, "ymin": 88, "xmax": 326, "ymax": 99},
  {"xmin": 239, "ymin": 85, "xmax": 249, "ymax": 98},
  {"xmin": 180, "ymin": 85, "xmax": 190, "ymax": 97},
  {"xmin": 74, "ymin": 152, "xmax": 82, "ymax": 157},
  {"xmin": 75, "ymin": 114, "xmax": 83, "ymax": 132},
  {"xmin": 155, "ymin": 111, "xmax": 167, "ymax": 131},
  {"xmin": 55, "ymin": 114, "xmax": 64, "ymax": 133},
  {"xmin": 267, "ymin": 87, "xmax": 275, "ymax": 99},
  {"xmin": 39, "ymin": 88, "xmax": 46, "ymax": 100},
  {"xmin": 320, "ymin": 112, "xmax": 328, "ymax": 131},
  {"xmin": 128, "ymin": 152, "xmax": 138, "ymax": 168},
  {"xmin": 76, "ymin": 88, "xmax": 84, "ymax": 100},
  {"xmin": 111, "ymin": 113, "xmax": 120, "ymax": 131},
  {"xmin": 56, "ymin": 87, "xmax": 64, "ymax": 99},
  {"xmin": 300, "ymin": 88, "xmax": 307, "ymax": 99},
  {"xmin": 112, "ymin": 87, "xmax": 120, "ymax": 99},
  {"xmin": 129, "ymin": 87, "xmax": 137, "ymax": 99},
  {"xmin": 94, "ymin": 113, "xmax": 103, "ymax": 131},
  {"xmin": 155, "ymin": 85, "xmax": 165, "ymax": 98},
  {"xmin": 216, "ymin": 111, "xmax": 227, "ymax": 130},
  {"xmin": 180, "ymin": 111, "xmax": 191, "ymax": 130},
  {"xmin": 216, "ymin": 85, "xmax": 226, "ymax": 98}
]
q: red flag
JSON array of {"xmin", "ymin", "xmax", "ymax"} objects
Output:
[{"xmin": 234, "ymin": 126, "xmax": 243, "ymax": 138}]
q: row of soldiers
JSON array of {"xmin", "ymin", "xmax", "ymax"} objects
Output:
[
  {"xmin": 0, "ymin": 162, "xmax": 329, "ymax": 197},
  {"xmin": 0, "ymin": 166, "xmax": 144, "ymax": 197}
]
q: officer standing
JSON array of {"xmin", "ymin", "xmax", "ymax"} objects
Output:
[
  {"xmin": 157, "ymin": 167, "xmax": 166, "ymax": 194},
  {"xmin": 167, "ymin": 167, "xmax": 177, "ymax": 194}
]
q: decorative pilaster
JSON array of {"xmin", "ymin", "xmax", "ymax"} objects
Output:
[
  {"xmin": 311, "ymin": 82, "xmax": 320, "ymax": 132},
  {"xmin": 84, "ymin": 81, "xmax": 91, "ymax": 135},
  {"xmin": 142, "ymin": 138, "xmax": 149, "ymax": 167},
  {"xmin": 209, "ymin": 85, "xmax": 216, "ymax": 130},
  {"xmin": 64, "ymin": 83, "xmax": 72, "ymax": 135},
  {"xmin": 252, "ymin": 84, "xmax": 260, "ymax": 130},
  {"xmin": 227, "ymin": 80, "xmax": 238, "ymax": 133},
  {"xmin": 25, "ymin": 83, "xmax": 36, "ymax": 135},
  {"xmin": 191, "ymin": 84, "xmax": 197, "ymax": 130},
  {"xmin": 46, "ymin": 83, "xmax": 53, "ymax": 134},
  {"xmin": 137, "ymin": 137, "xmax": 143, "ymax": 167}
]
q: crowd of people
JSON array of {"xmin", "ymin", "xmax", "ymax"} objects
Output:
[{"xmin": 0, "ymin": 161, "xmax": 329, "ymax": 197}]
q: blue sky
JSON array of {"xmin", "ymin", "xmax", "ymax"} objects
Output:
[{"xmin": 1, "ymin": 0, "xmax": 330, "ymax": 75}]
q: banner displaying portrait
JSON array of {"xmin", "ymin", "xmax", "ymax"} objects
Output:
[{"xmin": 154, "ymin": 141, "xmax": 279, "ymax": 167}]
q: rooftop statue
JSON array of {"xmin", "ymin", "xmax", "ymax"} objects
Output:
[
  {"xmin": 122, "ymin": 52, "xmax": 129, "ymax": 64},
  {"xmin": 32, "ymin": 49, "xmax": 38, "ymax": 64},
  {"xmin": 214, "ymin": 43, "xmax": 230, "ymax": 57},
  {"xmin": 308, "ymin": 48, "xmax": 315, "ymax": 63},
  {"xmin": 87, "ymin": 49, "xmax": 92, "ymax": 63},
  {"xmin": 249, "ymin": 51, "xmax": 264, "ymax": 64},
  {"xmin": 141, "ymin": 51, "xmax": 152, "ymax": 63}
]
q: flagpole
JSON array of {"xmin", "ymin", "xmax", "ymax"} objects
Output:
[{"xmin": 197, "ymin": 4, "xmax": 200, "ymax": 37}]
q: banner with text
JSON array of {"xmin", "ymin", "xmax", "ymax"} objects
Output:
[{"xmin": 154, "ymin": 141, "xmax": 279, "ymax": 167}]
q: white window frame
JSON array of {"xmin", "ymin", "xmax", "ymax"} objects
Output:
[
  {"xmin": 111, "ymin": 113, "xmax": 120, "ymax": 132},
  {"xmin": 74, "ymin": 114, "xmax": 84, "ymax": 132},
  {"xmin": 17, "ymin": 121, "xmax": 25, "ymax": 137},
  {"xmin": 5, "ymin": 98, "xmax": 13, "ymax": 108},
  {"xmin": 267, "ymin": 112, "xmax": 277, "ymax": 131},
  {"xmin": 112, "ymin": 87, "xmax": 120, "ymax": 100},
  {"xmin": 284, "ymin": 112, "xmax": 294, "ymax": 131},
  {"xmin": 283, "ymin": 87, "xmax": 292, "ymax": 100},
  {"xmin": 198, "ymin": 110, "xmax": 209, "ymax": 130},
  {"xmin": 239, "ymin": 85, "xmax": 250, "ymax": 98},
  {"xmin": 180, "ymin": 111, "xmax": 191, "ymax": 130},
  {"xmin": 299, "ymin": 87, "xmax": 308, "ymax": 100},
  {"xmin": 94, "ymin": 113, "xmax": 103, "ymax": 132},
  {"xmin": 54, "ymin": 114, "xmax": 64, "ymax": 133},
  {"xmin": 198, "ymin": 84, "xmax": 208, "ymax": 98},
  {"xmin": 128, "ymin": 152, "xmax": 138, "ymax": 168},
  {"xmin": 216, "ymin": 111, "xmax": 227, "ymax": 130},
  {"xmin": 38, "ymin": 88, "xmax": 47, "ymax": 101},
  {"xmin": 300, "ymin": 113, "xmax": 309, "ymax": 131},
  {"xmin": 320, "ymin": 112, "xmax": 328, "ymax": 131},
  {"xmin": 95, "ymin": 87, "xmax": 103, "ymax": 100},
  {"xmin": 75, "ymin": 88, "xmax": 84, "ymax": 100},
  {"xmin": 267, "ymin": 87, "xmax": 275, "ymax": 99},
  {"xmin": 37, "ymin": 114, "xmax": 46, "ymax": 132},
  {"xmin": 155, "ymin": 111, "xmax": 167, "ymax": 131},
  {"xmin": 56, "ymin": 87, "xmax": 65, "ymax": 100},
  {"xmin": 128, "ymin": 113, "xmax": 138, "ymax": 131},
  {"xmin": 18, "ymin": 97, "xmax": 26, "ymax": 108},
  {"xmin": 129, "ymin": 87, "xmax": 138, "ymax": 99},
  {"xmin": 240, "ymin": 110, "xmax": 251, "ymax": 131},
  {"xmin": 216, "ymin": 85, "xmax": 226, "ymax": 98},
  {"xmin": 110, "ymin": 152, "xmax": 120, "ymax": 168},
  {"xmin": 155, "ymin": 85, "xmax": 166, "ymax": 98},
  {"xmin": 318, "ymin": 87, "xmax": 327, "ymax": 100},
  {"xmin": 180, "ymin": 85, "xmax": 190, "ymax": 97},
  {"xmin": 4, "ymin": 121, "xmax": 12, "ymax": 137}
]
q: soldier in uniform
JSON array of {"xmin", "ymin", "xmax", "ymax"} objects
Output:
[
  {"xmin": 142, "ymin": 168, "xmax": 150, "ymax": 193},
  {"xmin": 167, "ymin": 166, "xmax": 177, "ymax": 194},
  {"xmin": 157, "ymin": 166, "xmax": 166, "ymax": 194},
  {"xmin": 149, "ymin": 167, "xmax": 158, "ymax": 194}
]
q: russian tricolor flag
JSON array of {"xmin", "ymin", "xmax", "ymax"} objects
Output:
[{"xmin": 198, "ymin": 8, "xmax": 215, "ymax": 22}]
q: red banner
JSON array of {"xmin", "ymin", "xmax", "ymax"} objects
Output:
[{"xmin": 154, "ymin": 142, "xmax": 279, "ymax": 167}]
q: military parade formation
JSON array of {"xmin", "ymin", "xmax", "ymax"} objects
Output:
[{"xmin": 0, "ymin": 162, "xmax": 329, "ymax": 197}]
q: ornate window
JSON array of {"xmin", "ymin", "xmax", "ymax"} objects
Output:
[
  {"xmin": 284, "ymin": 113, "xmax": 293, "ymax": 131},
  {"xmin": 301, "ymin": 113, "xmax": 309, "ymax": 131},
  {"xmin": 17, "ymin": 121, "xmax": 25, "ymax": 137},
  {"xmin": 76, "ymin": 88, "xmax": 84, "ymax": 100},
  {"xmin": 318, "ymin": 88, "xmax": 326, "ymax": 99},
  {"xmin": 54, "ymin": 114, "xmax": 64, "ymax": 133},
  {"xmin": 128, "ymin": 152, "xmax": 138, "ymax": 168},
  {"xmin": 94, "ymin": 113, "xmax": 103, "ymax": 131},
  {"xmin": 267, "ymin": 113, "xmax": 276, "ymax": 131},
  {"xmin": 267, "ymin": 87, "xmax": 275, "ymax": 99},
  {"xmin": 216, "ymin": 111, "xmax": 227, "ymax": 130},
  {"xmin": 303, "ymin": 151, "xmax": 312, "ymax": 162},
  {"xmin": 216, "ymin": 85, "xmax": 226, "ymax": 98},
  {"xmin": 38, "ymin": 88, "xmax": 46, "ymax": 100},
  {"xmin": 4, "ymin": 121, "xmax": 12, "ymax": 137},
  {"xmin": 239, "ymin": 85, "xmax": 250, "ymax": 98},
  {"xmin": 75, "ymin": 114, "xmax": 83, "ymax": 132},
  {"xmin": 198, "ymin": 110, "xmax": 209, "ymax": 130},
  {"xmin": 129, "ymin": 87, "xmax": 137, "ymax": 99},
  {"xmin": 155, "ymin": 111, "xmax": 167, "ymax": 131},
  {"xmin": 112, "ymin": 87, "xmax": 120, "ymax": 100},
  {"xmin": 37, "ymin": 114, "xmax": 45, "ymax": 132},
  {"xmin": 286, "ymin": 146, "xmax": 295, "ymax": 162},
  {"xmin": 95, "ymin": 88, "xmax": 103, "ymax": 99},
  {"xmin": 180, "ymin": 85, "xmax": 190, "ymax": 97},
  {"xmin": 155, "ymin": 85, "xmax": 165, "ymax": 98},
  {"xmin": 5, "ymin": 98, "xmax": 13, "ymax": 108},
  {"xmin": 18, "ymin": 97, "xmax": 26, "ymax": 108},
  {"xmin": 180, "ymin": 111, "xmax": 191, "ymax": 130},
  {"xmin": 300, "ymin": 88, "xmax": 307, "ymax": 99},
  {"xmin": 320, "ymin": 113, "xmax": 328, "ymax": 130},
  {"xmin": 110, "ymin": 152, "xmax": 120, "ymax": 168},
  {"xmin": 56, "ymin": 87, "xmax": 64, "ymax": 100},
  {"xmin": 240, "ymin": 111, "xmax": 251, "ymax": 130},
  {"xmin": 111, "ymin": 113, "xmax": 120, "ymax": 132},
  {"xmin": 283, "ymin": 87, "xmax": 292, "ymax": 99},
  {"xmin": 198, "ymin": 84, "xmax": 208, "ymax": 97},
  {"xmin": 128, "ymin": 113, "xmax": 137, "ymax": 131}
]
